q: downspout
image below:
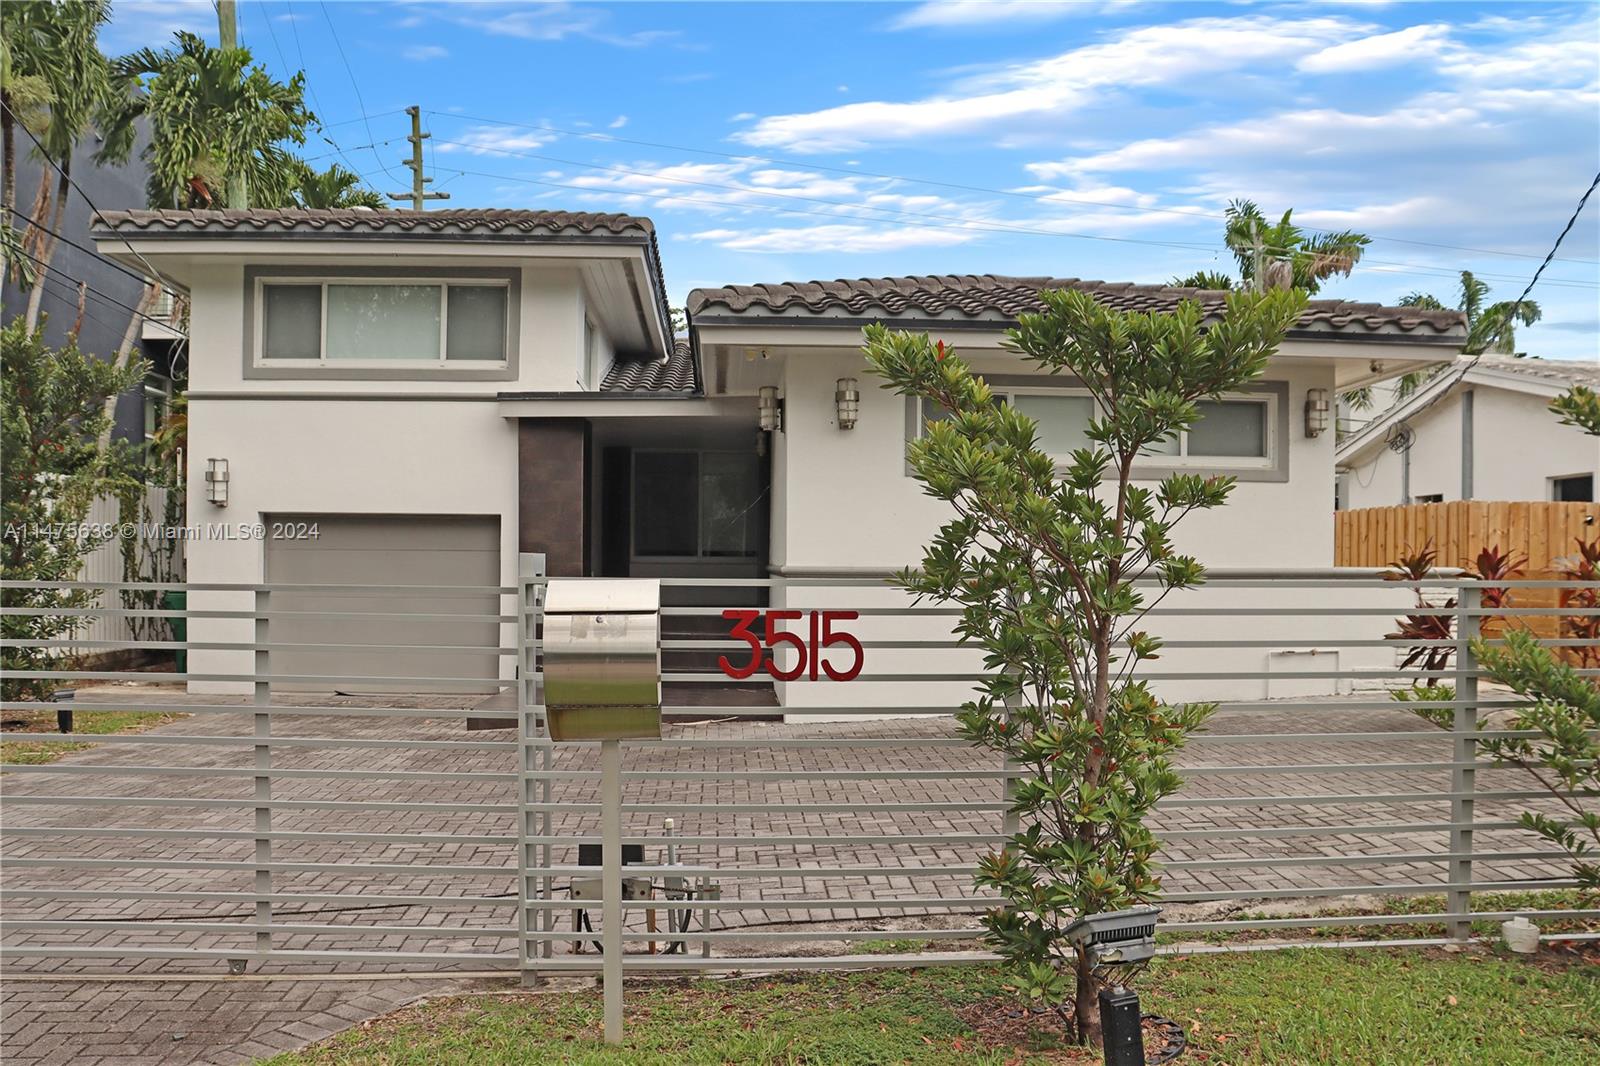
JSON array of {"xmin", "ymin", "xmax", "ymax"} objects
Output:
[
  {"xmin": 1460, "ymin": 389, "xmax": 1474, "ymax": 500},
  {"xmin": 1401, "ymin": 444, "xmax": 1411, "ymax": 505}
]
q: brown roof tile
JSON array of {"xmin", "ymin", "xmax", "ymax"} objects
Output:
[
  {"xmin": 687, "ymin": 274, "xmax": 1467, "ymax": 338},
  {"xmin": 92, "ymin": 207, "xmax": 654, "ymax": 238},
  {"xmin": 601, "ymin": 341, "xmax": 699, "ymax": 393}
]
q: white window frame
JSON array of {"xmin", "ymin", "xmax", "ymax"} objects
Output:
[
  {"xmin": 253, "ymin": 275, "xmax": 511, "ymax": 368},
  {"xmin": 916, "ymin": 387, "xmax": 1279, "ymax": 472},
  {"xmin": 142, "ymin": 372, "xmax": 173, "ymax": 447}
]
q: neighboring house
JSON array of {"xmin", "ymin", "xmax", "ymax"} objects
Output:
[
  {"xmin": 1337, "ymin": 357, "xmax": 1600, "ymax": 509},
  {"xmin": 4, "ymin": 125, "xmax": 183, "ymax": 448},
  {"xmin": 91, "ymin": 208, "xmax": 1464, "ymax": 704}
]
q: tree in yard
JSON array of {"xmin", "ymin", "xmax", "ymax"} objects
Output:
[
  {"xmin": 1, "ymin": 319, "xmax": 146, "ymax": 702},
  {"xmin": 1474, "ymin": 630, "xmax": 1600, "ymax": 897},
  {"xmin": 103, "ymin": 31, "xmax": 315, "ymax": 210},
  {"xmin": 862, "ymin": 286, "xmax": 1307, "ymax": 1045},
  {"xmin": 1550, "ymin": 385, "xmax": 1600, "ymax": 437},
  {"xmin": 1171, "ymin": 199, "xmax": 1370, "ymax": 295}
]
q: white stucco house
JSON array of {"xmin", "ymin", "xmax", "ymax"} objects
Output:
[
  {"xmin": 1338, "ymin": 357, "xmax": 1600, "ymax": 510},
  {"xmin": 92, "ymin": 207, "xmax": 1467, "ymax": 706}
]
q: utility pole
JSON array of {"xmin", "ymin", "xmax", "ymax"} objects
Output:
[
  {"xmin": 387, "ymin": 106, "xmax": 450, "ymax": 211},
  {"xmin": 217, "ymin": 1, "xmax": 248, "ymax": 209}
]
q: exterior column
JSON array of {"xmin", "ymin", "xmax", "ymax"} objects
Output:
[{"xmin": 517, "ymin": 419, "xmax": 590, "ymax": 576}]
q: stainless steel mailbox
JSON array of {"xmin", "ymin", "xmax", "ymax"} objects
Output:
[{"xmin": 543, "ymin": 578, "xmax": 662, "ymax": 742}]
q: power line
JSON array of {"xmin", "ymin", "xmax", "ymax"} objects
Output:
[
  {"xmin": 425, "ymin": 109, "xmax": 1597, "ymax": 268},
  {"xmin": 2, "ymin": 102, "xmax": 173, "ymax": 289},
  {"xmin": 275, "ymin": 1, "xmax": 383, "ymax": 194},
  {"xmin": 7, "ymin": 207, "xmax": 155, "ymax": 288},
  {"xmin": 1508, "ymin": 170, "xmax": 1600, "ymax": 313},
  {"xmin": 317, "ymin": 1, "xmax": 403, "ymax": 185},
  {"xmin": 12, "ymin": 245, "xmax": 182, "ymax": 332}
]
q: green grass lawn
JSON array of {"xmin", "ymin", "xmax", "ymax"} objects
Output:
[
  {"xmin": 263, "ymin": 945, "xmax": 1599, "ymax": 1065},
  {"xmin": 0, "ymin": 708, "xmax": 185, "ymax": 765}
]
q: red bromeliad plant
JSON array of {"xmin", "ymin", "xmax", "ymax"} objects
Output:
[
  {"xmin": 1472, "ymin": 544, "xmax": 1525, "ymax": 611},
  {"xmin": 1385, "ymin": 545, "xmax": 1456, "ymax": 680},
  {"xmin": 1557, "ymin": 538, "xmax": 1600, "ymax": 670}
]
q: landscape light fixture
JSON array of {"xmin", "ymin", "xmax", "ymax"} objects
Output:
[
  {"xmin": 757, "ymin": 386, "xmax": 782, "ymax": 433},
  {"xmin": 1304, "ymin": 387, "xmax": 1330, "ymax": 438},
  {"xmin": 1063, "ymin": 906, "xmax": 1181, "ymax": 1066},
  {"xmin": 204, "ymin": 458, "xmax": 229, "ymax": 507},
  {"xmin": 834, "ymin": 377, "xmax": 859, "ymax": 430}
]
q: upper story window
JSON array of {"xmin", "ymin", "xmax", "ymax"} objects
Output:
[
  {"xmin": 916, "ymin": 388, "xmax": 1277, "ymax": 471},
  {"xmin": 257, "ymin": 278, "xmax": 509, "ymax": 365}
]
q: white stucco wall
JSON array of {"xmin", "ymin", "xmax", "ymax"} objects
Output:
[
  {"xmin": 772, "ymin": 349, "xmax": 1340, "ymax": 571},
  {"xmin": 184, "ymin": 399, "xmax": 519, "ymax": 693},
  {"xmin": 1343, "ymin": 383, "xmax": 1598, "ymax": 509}
]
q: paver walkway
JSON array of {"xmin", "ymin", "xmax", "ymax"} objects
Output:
[{"xmin": 2, "ymin": 684, "xmax": 1567, "ymax": 1064}]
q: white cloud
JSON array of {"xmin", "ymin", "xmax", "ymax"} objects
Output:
[
  {"xmin": 402, "ymin": 44, "xmax": 449, "ymax": 62},
  {"xmin": 735, "ymin": 16, "xmax": 1360, "ymax": 151},
  {"xmin": 1297, "ymin": 24, "xmax": 1450, "ymax": 73},
  {"xmin": 890, "ymin": 1, "xmax": 1132, "ymax": 31},
  {"xmin": 446, "ymin": 2, "xmax": 679, "ymax": 48},
  {"xmin": 688, "ymin": 224, "xmax": 978, "ymax": 253},
  {"xmin": 435, "ymin": 126, "xmax": 555, "ymax": 155},
  {"xmin": 102, "ymin": 0, "xmax": 214, "ymax": 51},
  {"xmin": 608, "ymin": 115, "xmax": 629, "ymax": 129},
  {"xmin": 729, "ymin": 112, "xmax": 757, "ymax": 122}
]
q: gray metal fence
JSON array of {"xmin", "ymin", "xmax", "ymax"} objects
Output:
[{"xmin": 2, "ymin": 567, "xmax": 1597, "ymax": 983}]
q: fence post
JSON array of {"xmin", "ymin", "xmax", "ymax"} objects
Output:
[
  {"xmin": 517, "ymin": 553, "xmax": 547, "ymax": 987},
  {"xmin": 1449, "ymin": 583, "xmax": 1482, "ymax": 942},
  {"xmin": 253, "ymin": 586, "xmax": 272, "ymax": 961}
]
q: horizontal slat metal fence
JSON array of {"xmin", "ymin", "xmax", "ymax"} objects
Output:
[{"xmin": 2, "ymin": 566, "xmax": 1597, "ymax": 982}]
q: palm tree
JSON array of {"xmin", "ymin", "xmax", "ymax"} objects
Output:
[
  {"xmin": 105, "ymin": 32, "xmax": 315, "ymax": 210},
  {"xmin": 2, "ymin": 1, "xmax": 122, "ymax": 329},
  {"xmin": 1173, "ymin": 200, "xmax": 1371, "ymax": 295},
  {"xmin": 1345, "ymin": 272, "xmax": 1543, "ymax": 412},
  {"xmin": 285, "ymin": 160, "xmax": 385, "ymax": 209}
]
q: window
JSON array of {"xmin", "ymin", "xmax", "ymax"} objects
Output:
[
  {"xmin": 632, "ymin": 451, "xmax": 762, "ymax": 559},
  {"xmin": 258, "ymin": 278, "xmax": 509, "ymax": 364},
  {"xmin": 1414, "ymin": 493, "xmax": 1444, "ymax": 504},
  {"xmin": 1552, "ymin": 474, "xmax": 1594, "ymax": 502},
  {"xmin": 917, "ymin": 389, "xmax": 1275, "ymax": 469}
]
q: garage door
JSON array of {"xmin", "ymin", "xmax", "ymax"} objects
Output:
[{"xmin": 265, "ymin": 515, "xmax": 501, "ymax": 694}]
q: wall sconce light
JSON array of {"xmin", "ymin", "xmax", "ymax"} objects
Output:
[
  {"xmin": 834, "ymin": 377, "xmax": 859, "ymax": 430},
  {"xmin": 757, "ymin": 386, "xmax": 782, "ymax": 433},
  {"xmin": 1304, "ymin": 388, "xmax": 1330, "ymax": 438},
  {"xmin": 204, "ymin": 458, "xmax": 229, "ymax": 506}
]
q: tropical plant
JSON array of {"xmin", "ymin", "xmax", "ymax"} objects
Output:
[
  {"xmin": 1175, "ymin": 200, "xmax": 1370, "ymax": 295},
  {"xmin": 0, "ymin": 1, "xmax": 126, "ymax": 328},
  {"xmin": 862, "ymin": 286, "xmax": 1307, "ymax": 1046},
  {"xmin": 1474, "ymin": 629, "xmax": 1600, "ymax": 897},
  {"xmin": 284, "ymin": 160, "xmax": 384, "ymax": 209},
  {"xmin": 1347, "ymin": 273, "xmax": 1544, "ymax": 412},
  {"xmin": 1551, "ymin": 385, "xmax": 1600, "ymax": 437},
  {"xmin": 1556, "ymin": 539, "xmax": 1600, "ymax": 671},
  {"xmin": 1384, "ymin": 545, "xmax": 1456, "ymax": 681},
  {"xmin": 1, "ymin": 319, "xmax": 145, "ymax": 702},
  {"xmin": 104, "ymin": 31, "xmax": 315, "ymax": 209}
]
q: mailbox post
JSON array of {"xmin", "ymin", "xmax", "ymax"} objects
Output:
[{"xmin": 542, "ymin": 579, "xmax": 663, "ymax": 1045}]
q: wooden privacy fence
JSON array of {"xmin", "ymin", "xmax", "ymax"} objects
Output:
[
  {"xmin": 1335, "ymin": 501, "xmax": 1599, "ymax": 572},
  {"xmin": 1335, "ymin": 501, "xmax": 1600, "ymax": 649}
]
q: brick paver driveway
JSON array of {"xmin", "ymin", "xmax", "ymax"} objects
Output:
[{"xmin": 2, "ymin": 684, "xmax": 1565, "ymax": 1064}]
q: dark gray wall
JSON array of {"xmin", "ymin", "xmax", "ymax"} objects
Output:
[{"xmin": 3, "ymin": 122, "xmax": 171, "ymax": 444}]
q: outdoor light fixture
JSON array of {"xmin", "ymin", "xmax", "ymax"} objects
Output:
[
  {"xmin": 1063, "ymin": 906, "xmax": 1180, "ymax": 1066},
  {"xmin": 834, "ymin": 377, "xmax": 859, "ymax": 430},
  {"xmin": 204, "ymin": 458, "xmax": 229, "ymax": 507},
  {"xmin": 1304, "ymin": 387, "xmax": 1330, "ymax": 438},
  {"xmin": 757, "ymin": 385, "xmax": 782, "ymax": 433}
]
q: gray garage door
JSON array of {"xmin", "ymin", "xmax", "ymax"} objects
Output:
[{"xmin": 264, "ymin": 515, "xmax": 501, "ymax": 694}]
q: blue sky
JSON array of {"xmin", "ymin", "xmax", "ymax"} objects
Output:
[{"xmin": 105, "ymin": 1, "xmax": 1599, "ymax": 360}]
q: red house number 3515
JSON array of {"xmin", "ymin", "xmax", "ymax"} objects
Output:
[{"xmin": 719, "ymin": 610, "xmax": 863, "ymax": 681}]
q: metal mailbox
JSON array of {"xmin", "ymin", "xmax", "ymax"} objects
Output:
[{"xmin": 542, "ymin": 578, "xmax": 662, "ymax": 742}]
